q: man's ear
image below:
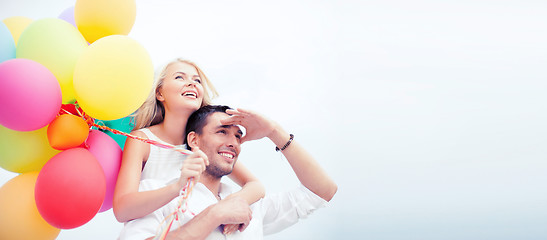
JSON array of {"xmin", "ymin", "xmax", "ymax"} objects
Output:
[{"xmin": 187, "ymin": 131, "xmax": 199, "ymax": 149}]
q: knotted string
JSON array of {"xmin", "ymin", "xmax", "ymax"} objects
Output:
[{"xmin": 153, "ymin": 179, "xmax": 196, "ymax": 240}]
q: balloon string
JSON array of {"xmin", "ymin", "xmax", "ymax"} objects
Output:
[
  {"xmin": 60, "ymin": 108, "xmax": 72, "ymax": 115},
  {"xmin": 62, "ymin": 104, "xmax": 197, "ymax": 238},
  {"xmin": 88, "ymin": 121, "xmax": 192, "ymax": 155},
  {"xmin": 58, "ymin": 103, "xmax": 192, "ymax": 155},
  {"xmin": 154, "ymin": 179, "xmax": 196, "ymax": 240}
]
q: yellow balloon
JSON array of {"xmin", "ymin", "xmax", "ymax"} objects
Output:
[
  {"xmin": 75, "ymin": 0, "xmax": 136, "ymax": 43},
  {"xmin": 0, "ymin": 172, "xmax": 61, "ymax": 240},
  {"xmin": 16, "ymin": 18, "xmax": 88, "ymax": 104},
  {"xmin": 73, "ymin": 35, "xmax": 153, "ymax": 120},
  {"xmin": 0, "ymin": 126, "xmax": 60, "ymax": 173},
  {"xmin": 2, "ymin": 16, "xmax": 33, "ymax": 46}
]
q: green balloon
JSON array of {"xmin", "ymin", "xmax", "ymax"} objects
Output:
[
  {"xmin": 0, "ymin": 126, "xmax": 60, "ymax": 173},
  {"xmin": 16, "ymin": 18, "xmax": 87, "ymax": 103},
  {"xmin": 101, "ymin": 116, "xmax": 134, "ymax": 150}
]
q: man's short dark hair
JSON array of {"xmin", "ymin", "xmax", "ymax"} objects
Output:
[{"xmin": 184, "ymin": 105, "xmax": 232, "ymax": 149}]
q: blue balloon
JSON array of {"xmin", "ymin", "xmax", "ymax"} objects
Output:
[
  {"xmin": 0, "ymin": 22, "xmax": 16, "ymax": 63},
  {"xmin": 101, "ymin": 116, "xmax": 134, "ymax": 150}
]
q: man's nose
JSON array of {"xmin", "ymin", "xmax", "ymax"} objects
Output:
[{"xmin": 226, "ymin": 136, "xmax": 240, "ymax": 148}]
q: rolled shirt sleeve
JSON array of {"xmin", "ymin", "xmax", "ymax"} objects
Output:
[{"xmin": 261, "ymin": 184, "xmax": 328, "ymax": 235}]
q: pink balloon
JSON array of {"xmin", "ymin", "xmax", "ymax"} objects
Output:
[
  {"xmin": 58, "ymin": 6, "xmax": 76, "ymax": 27},
  {"xmin": 35, "ymin": 148, "xmax": 106, "ymax": 229},
  {"xmin": 0, "ymin": 59, "xmax": 62, "ymax": 131},
  {"xmin": 86, "ymin": 130, "xmax": 122, "ymax": 212}
]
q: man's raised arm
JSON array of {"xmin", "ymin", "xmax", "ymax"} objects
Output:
[
  {"xmin": 268, "ymin": 127, "xmax": 337, "ymax": 201},
  {"xmin": 222, "ymin": 108, "xmax": 338, "ymax": 202}
]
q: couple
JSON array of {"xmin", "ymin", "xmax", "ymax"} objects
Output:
[{"xmin": 114, "ymin": 59, "xmax": 337, "ymax": 239}]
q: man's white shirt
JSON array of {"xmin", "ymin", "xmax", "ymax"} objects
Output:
[{"xmin": 118, "ymin": 180, "xmax": 327, "ymax": 240}]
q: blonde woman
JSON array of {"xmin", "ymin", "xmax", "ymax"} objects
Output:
[{"xmin": 113, "ymin": 59, "xmax": 264, "ymax": 234}]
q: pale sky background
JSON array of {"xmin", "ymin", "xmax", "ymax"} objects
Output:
[{"xmin": 1, "ymin": 0, "xmax": 547, "ymax": 239}]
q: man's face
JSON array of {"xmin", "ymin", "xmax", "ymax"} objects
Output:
[{"xmin": 195, "ymin": 112, "xmax": 243, "ymax": 178}]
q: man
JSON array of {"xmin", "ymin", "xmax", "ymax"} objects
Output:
[{"xmin": 119, "ymin": 105, "xmax": 337, "ymax": 239}]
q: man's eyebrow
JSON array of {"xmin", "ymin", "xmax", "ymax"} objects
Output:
[{"xmin": 218, "ymin": 125, "xmax": 243, "ymax": 135}]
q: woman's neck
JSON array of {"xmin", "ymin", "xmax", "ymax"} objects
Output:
[{"xmin": 153, "ymin": 111, "xmax": 191, "ymax": 145}]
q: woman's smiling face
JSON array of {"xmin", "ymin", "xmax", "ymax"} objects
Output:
[{"xmin": 157, "ymin": 61, "xmax": 205, "ymax": 112}]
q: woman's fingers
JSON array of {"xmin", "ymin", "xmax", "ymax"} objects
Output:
[
  {"xmin": 194, "ymin": 148, "xmax": 209, "ymax": 166},
  {"xmin": 223, "ymin": 224, "xmax": 239, "ymax": 235},
  {"xmin": 182, "ymin": 163, "xmax": 205, "ymax": 173},
  {"xmin": 184, "ymin": 156, "xmax": 206, "ymax": 170},
  {"xmin": 191, "ymin": 147, "xmax": 209, "ymax": 166},
  {"xmin": 180, "ymin": 169, "xmax": 201, "ymax": 179},
  {"xmin": 180, "ymin": 147, "xmax": 209, "ymax": 180},
  {"xmin": 181, "ymin": 162, "xmax": 204, "ymax": 177}
]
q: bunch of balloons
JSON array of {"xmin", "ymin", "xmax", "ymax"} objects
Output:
[{"xmin": 0, "ymin": 0, "xmax": 152, "ymax": 239}]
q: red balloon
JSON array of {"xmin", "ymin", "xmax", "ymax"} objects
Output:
[
  {"xmin": 58, "ymin": 103, "xmax": 80, "ymax": 116},
  {"xmin": 35, "ymin": 148, "xmax": 106, "ymax": 229},
  {"xmin": 86, "ymin": 130, "xmax": 122, "ymax": 212}
]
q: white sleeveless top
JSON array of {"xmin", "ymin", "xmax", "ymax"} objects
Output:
[{"xmin": 138, "ymin": 128, "xmax": 187, "ymax": 184}]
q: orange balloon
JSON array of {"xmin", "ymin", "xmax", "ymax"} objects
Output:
[
  {"xmin": 0, "ymin": 172, "xmax": 60, "ymax": 240},
  {"xmin": 47, "ymin": 114, "xmax": 89, "ymax": 150}
]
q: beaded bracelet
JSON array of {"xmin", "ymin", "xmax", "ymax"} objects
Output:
[{"xmin": 275, "ymin": 134, "xmax": 294, "ymax": 152}]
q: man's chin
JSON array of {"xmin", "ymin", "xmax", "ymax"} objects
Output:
[{"xmin": 205, "ymin": 165, "xmax": 234, "ymax": 178}]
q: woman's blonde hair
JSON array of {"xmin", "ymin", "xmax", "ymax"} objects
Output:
[{"xmin": 132, "ymin": 58, "xmax": 218, "ymax": 130}]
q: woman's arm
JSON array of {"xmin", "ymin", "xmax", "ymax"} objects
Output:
[
  {"xmin": 222, "ymin": 161, "xmax": 264, "ymax": 234},
  {"xmin": 113, "ymin": 130, "xmax": 203, "ymax": 222},
  {"xmin": 227, "ymin": 161, "xmax": 265, "ymax": 205}
]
